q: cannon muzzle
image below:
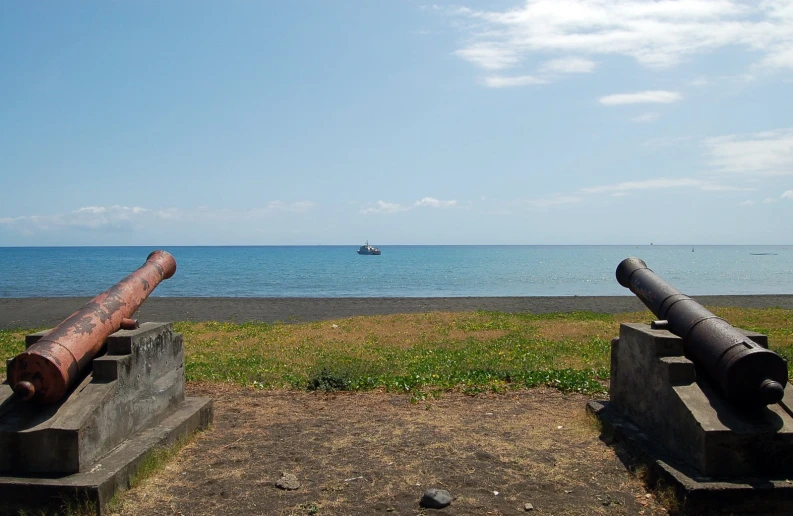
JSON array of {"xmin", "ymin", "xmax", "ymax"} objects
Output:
[
  {"xmin": 617, "ymin": 257, "xmax": 787, "ymax": 407},
  {"xmin": 7, "ymin": 250, "xmax": 176, "ymax": 404}
]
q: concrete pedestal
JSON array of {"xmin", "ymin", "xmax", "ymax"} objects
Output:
[
  {"xmin": 0, "ymin": 323, "xmax": 212, "ymax": 515},
  {"xmin": 590, "ymin": 323, "xmax": 793, "ymax": 514}
]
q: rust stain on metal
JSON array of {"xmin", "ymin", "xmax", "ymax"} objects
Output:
[{"xmin": 7, "ymin": 250, "xmax": 177, "ymax": 404}]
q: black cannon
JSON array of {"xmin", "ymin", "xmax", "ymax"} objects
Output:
[{"xmin": 616, "ymin": 257, "xmax": 788, "ymax": 407}]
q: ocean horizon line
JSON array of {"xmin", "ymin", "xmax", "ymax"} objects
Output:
[{"xmin": 1, "ymin": 243, "xmax": 790, "ymax": 249}]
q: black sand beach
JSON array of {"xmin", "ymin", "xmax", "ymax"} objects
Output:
[{"xmin": 1, "ymin": 295, "xmax": 792, "ymax": 329}]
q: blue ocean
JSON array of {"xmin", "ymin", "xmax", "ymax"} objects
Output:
[{"xmin": 0, "ymin": 246, "xmax": 790, "ymax": 298}]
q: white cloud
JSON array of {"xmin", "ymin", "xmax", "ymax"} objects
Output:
[
  {"xmin": 75, "ymin": 206, "xmax": 107, "ymax": 214},
  {"xmin": 360, "ymin": 201, "xmax": 411, "ymax": 214},
  {"xmin": 483, "ymin": 75, "xmax": 547, "ymax": 88},
  {"xmin": 414, "ymin": 197, "xmax": 457, "ymax": 208},
  {"xmin": 539, "ymin": 57, "xmax": 596, "ymax": 74},
  {"xmin": 632, "ymin": 112, "xmax": 660, "ymax": 123},
  {"xmin": 740, "ymin": 200, "xmax": 755, "ymax": 206},
  {"xmin": 704, "ymin": 128, "xmax": 793, "ymax": 176},
  {"xmin": 763, "ymin": 197, "xmax": 776, "ymax": 204},
  {"xmin": 360, "ymin": 197, "xmax": 458, "ymax": 214},
  {"xmin": 454, "ymin": 43, "xmax": 520, "ymax": 70},
  {"xmin": 445, "ymin": 0, "xmax": 793, "ymax": 72},
  {"xmin": 599, "ymin": 90, "xmax": 682, "ymax": 106},
  {"xmin": 783, "ymin": 190, "xmax": 793, "ymax": 200}
]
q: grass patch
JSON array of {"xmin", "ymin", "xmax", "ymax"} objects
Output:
[{"xmin": 2, "ymin": 307, "xmax": 792, "ymax": 397}]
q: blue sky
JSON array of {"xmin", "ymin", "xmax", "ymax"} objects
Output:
[{"xmin": 1, "ymin": 1, "xmax": 791, "ymax": 246}]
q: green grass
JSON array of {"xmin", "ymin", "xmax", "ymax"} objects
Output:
[{"xmin": 3, "ymin": 307, "xmax": 792, "ymax": 398}]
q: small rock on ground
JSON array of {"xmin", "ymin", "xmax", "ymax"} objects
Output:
[
  {"xmin": 420, "ymin": 488, "xmax": 452, "ymax": 509},
  {"xmin": 275, "ymin": 472, "xmax": 301, "ymax": 490}
]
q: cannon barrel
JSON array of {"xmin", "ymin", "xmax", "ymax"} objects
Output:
[
  {"xmin": 7, "ymin": 250, "xmax": 177, "ymax": 404},
  {"xmin": 616, "ymin": 257, "xmax": 787, "ymax": 407}
]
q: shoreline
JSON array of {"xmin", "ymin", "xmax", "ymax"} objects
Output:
[{"xmin": 1, "ymin": 295, "xmax": 792, "ymax": 329}]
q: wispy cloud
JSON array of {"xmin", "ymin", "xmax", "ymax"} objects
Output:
[
  {"xmin": 483, "ymin": 75, "xmax": 547, "ymax": 88},
  {"xmin": 265, "ymin": 200, "xmax": 315, "ymax": 213},
  {"xmin": 360, "ymin": 201, "xmax": 411, "ymax": 214},
  {"xmin": 0, "ymin": 205, "xmax": 148, "ymax": 234},
  {"xmin": 479, "ymin": 56, "xmax": 597, "ymax": 88},
  {"xmin": 502, "ymin": 127, "xmax": 789, "ymax": 210},
  {"xmin": 515, "ymin": 174, "xmax": 756, "ymax": 210},
  {"xmin": 0, "ymin": 203, "xmax": 316, "ymax": 235},
  {"xmin": 580, "ymin": 177, "xmax": 752, "ymax": 194},
  {"xmin": 632, "ymin": 112, "xmax": 660, "ymax": 123},
  {"xmin": 455, "ymin": 43, "xmax": 520, "ymax": 70},
  {"xmin": 526, "ymin": 195, "xmax": 581, "ymax": 207},
  {"xmin": 414, "ymin": 197, "xmax": 457, "ymax": 208},
  {"xmin": 599, "ymin": 90, "xmax": 682, "ymax": 106},
  {"xmin": 539, "ymin": 57, "xmax": 597, "ymax": 74},
  {"xmin": 704, "ymin": 128, "xmax": 793, "ymax": 176},
  {"xmin": 582, "ymin": 177, "xmax": 699, "ymax": 194},
  {"xmin": 444, "ymin": 0, "xmax": 793, "ymax": 73},
  {"xmin": 360, "ymin": 197, "xmax": 457, "ymax": 214}
]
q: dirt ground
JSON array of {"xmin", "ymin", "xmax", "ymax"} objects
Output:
[{"xmin": 115, "ymin": 384, "xmax": 668, "ymax": 516}]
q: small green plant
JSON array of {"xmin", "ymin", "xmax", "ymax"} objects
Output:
[
  {"xmin": 307, "ymin": 367, "xmax": 350, "ymax": 391},
  {"xmin": 300, "ymin": 502, "xmax": 320, "ymax": 515}
]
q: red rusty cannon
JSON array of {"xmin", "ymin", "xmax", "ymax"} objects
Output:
[{"xmin": 7, "ymin": 250, "xmax": 177, "ymax": 404}]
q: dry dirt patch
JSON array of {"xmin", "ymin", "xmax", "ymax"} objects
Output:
[{"xmin": 116, "ymin": 384, "xmax": 666, "ymax": 516}]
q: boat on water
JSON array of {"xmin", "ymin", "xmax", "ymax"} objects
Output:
[{"xmin": 357, "ymin": 241, "xmax": 381, "ymax": 255}]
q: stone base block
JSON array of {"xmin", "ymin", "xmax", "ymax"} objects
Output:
[
  {"xmin": 588, "ymin": 400, "xmax": 793, "ymax": 515},
  {"xmin": 0, "ymin": 397, "xmax": 212, "ymax": 516}
]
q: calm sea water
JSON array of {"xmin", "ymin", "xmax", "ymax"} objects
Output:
[{"xmin": 0, "ymin": 246, "xmax": 790, "ymax": 298}]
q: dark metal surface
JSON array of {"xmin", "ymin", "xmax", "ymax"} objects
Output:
[
  {"xmin": 617, "ymin": 257, "xmax": 788, "ymax": 407},
  {"xmin": 6, "ymin": 250, "xmax": 176, "ymax": 404}
]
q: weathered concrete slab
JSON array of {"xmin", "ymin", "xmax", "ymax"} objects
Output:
[
  {"xmin": 588, "ymin": 400, "xmax": 793, "ymax": 515},
  {"xmin": 0, "ymin": 396, "xmax": 212, "ymax": 515}
]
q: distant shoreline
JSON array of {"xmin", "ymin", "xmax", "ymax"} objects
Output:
[{"xmin": 2, "ymin": 295, "xmax": 792, "ymax": 329}]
